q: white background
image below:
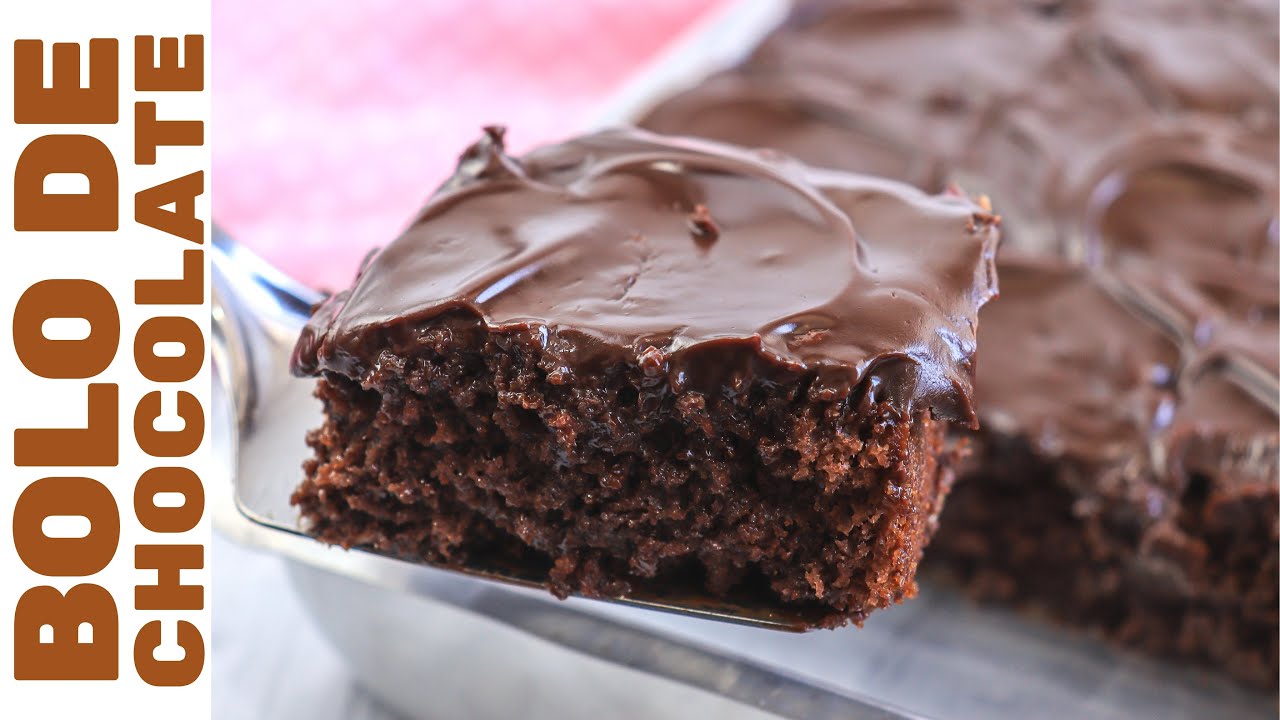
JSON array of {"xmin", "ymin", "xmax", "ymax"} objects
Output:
[{"xmin": 1, "ymin": 2, "xmax": 212, "ymax": 717}]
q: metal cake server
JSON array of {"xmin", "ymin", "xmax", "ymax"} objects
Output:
[
  {"xmin": 207, "ymin": 3, "xmax": 1274, "ymax": 716},
  {"xmin": 210, "ymin": 222, "xmax": 1275, "ymax": 720},
  {"xmin": 210, "ymin": 223, "xmax": 920, "ymax": 720}
]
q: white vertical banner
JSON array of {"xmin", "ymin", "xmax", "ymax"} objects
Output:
[{"xmin": 0, "ymin": 1, "xmax": 212, "ymax": 717}]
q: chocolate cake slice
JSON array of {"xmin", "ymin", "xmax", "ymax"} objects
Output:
[{"xmin": 290, "ymin": 127, "xmax": 1000, "ymax": 627}]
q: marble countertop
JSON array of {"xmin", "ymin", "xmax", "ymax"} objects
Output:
[
  {"xmin": 211, "ymin": 535, "xmax": 763, "ymax": 720},
  {"xmin": 213, "ymin": 536, "xmax": 401, "ymax": 720}
]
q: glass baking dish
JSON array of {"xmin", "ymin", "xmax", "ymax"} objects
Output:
[{"xmin": 210, "ymin": 1, "xmax": 1277, "ymax": 717}]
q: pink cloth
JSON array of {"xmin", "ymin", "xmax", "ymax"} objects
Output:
[{"xmin": 213, "ymin": 0, "xmax": 719, "ymax": 290}]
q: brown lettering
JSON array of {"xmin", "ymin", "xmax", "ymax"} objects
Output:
[
  {"xmin": 135, "ymin": 544, "xmax": 203, "ymax": 611},
  {"xmin": 13, "ymin": 39, "xmax": 118, "ymax": 124},
  {"xmin": 15, "ymin": 383, "xmax": 119, "ymax": 467},
  {"xmin": 13, "ymin": 476, "xmax": 120, "ymax": 576},
  {"xmin": 14, "ymin": 584, "xmax": 119, "ymax": 680},
  {"xmin": 134, "ymin": 467, "xmax": 204, "ymax": 534},
  {"xmin": 134, "ymin": 316, "xmax": 204, "ymax": 383},
  {"xmin": 134, "ymin": 35, "xmax": 204, "ymax": 92},
  {"xmin": 135, "ymin": 171, "xmax": 204, "ymax": 244},
  {"xmin": 13, "ymin": 134, "xmax": 119, "ymax": 231},
  {"xmin": 134, "ymin": 390, "xmax": 203, "ymax": 457},
  {"xmin": 136, "ymin": 249, "xmax": 204, "ymax": 305},
  {"xmin": 134, "ymin": 102, "xmax": 202, "ymax": 165},
  {"xmin": 134, "ymin": 620, "xmax": 204, "ymax": 687},
  {"xmin": 13, "ymin": 279, "xmax": 119, "ymax": 378}
]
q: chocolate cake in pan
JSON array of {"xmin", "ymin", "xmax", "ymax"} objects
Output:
[
  {"xmin": 641, "ymin": 0, "xmax": 1279, "ymax": 686},
  {"xmin": 290, "ymin": 127, "xmax": 1000, "ymax": 627}
]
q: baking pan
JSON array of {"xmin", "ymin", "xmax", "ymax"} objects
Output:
[{"xmin": 211, "ymin": 1, "xmax": 1275, "ymax": 717}]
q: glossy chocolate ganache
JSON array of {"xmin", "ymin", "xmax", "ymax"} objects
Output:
[
  {"xmin": 641, "ymin": 0, "xmax": 1278, "ymax": 685},
  {"xmin": 289, "ymin": 128, "xmax": 1001, "ymax": 625},
  {"xmin": 294, "ymin": 127, "xmax": 1000, "ymax": 423}
]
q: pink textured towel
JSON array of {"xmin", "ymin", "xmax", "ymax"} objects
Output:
[{"xmin": 213, "ymin": 0, "xmax": 717, "ymax": 290}]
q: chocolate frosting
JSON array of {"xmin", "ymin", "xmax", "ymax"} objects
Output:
[
  {"xmin": 293, "ymin": 128, "xmax": 1000, "ymax": 424},
  {"xmin": 639, "ymin": 71, "xmax": 948, "ymax": 192},
  {"xmin": 643, "ymin": 0, "xmax": 1279, "ymax": 256},
  {"xmin": 636, "ymin": 0, "xmax": 1278, "ymax": 680},
  {"xmin": 639, "ymin": 0, "xmax": 1279, "ymax": 475},
  {"xmin": 973, "ymin": 256, "xmax": 1178, "ymax": 470},
  {"xmin": 977, "ymin": 254, "xmax": 1277, "ymax": 477}
]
